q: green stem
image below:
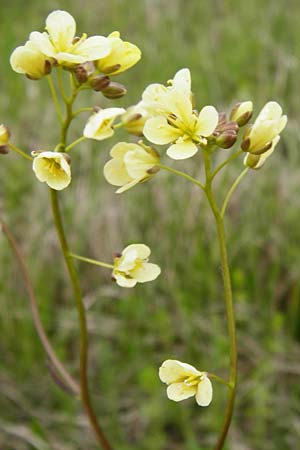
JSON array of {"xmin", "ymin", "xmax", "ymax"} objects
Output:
[
  {"xmin": 207, "ymin": 373, "xmax": 231, "ymax": 388},
  {"xmin": 72, "ymin": 107, "xmax": 94, "ymax": 118},
  {"xmin": 46, "ymin": 75, "xmax": 63, "ymax": 124},
  {"xmin": 50, "ymin": 190, "xmax": 112, "ymax": 450},
  {"xmin": 49, "ymin": 78, "xmax": 113, "ymax": 450},
  {"xmin": 0, "ymin": 216, "xmax": 79, "ymax": 396},
  {"xmin": 210, "ymin": 150, "xmax": 243, "ymax": 181},
  {"xmin": 8, "ymin": 144, "xmax": 32, "ymax": 161},
  {"xmin": 69, "ymin": 253, "xmax": 114, "ymax": 269},
  {"xmin": 65, "ymin": 136, "xmax": 87, "ymax": 152},
  {"xmin": 57, "ymin": 67, "xmax": 69, "ymax": 104},
  {"xmin": 221, "ymin": 168, "xmax": 249, "ymax": 218},
  {"xmin": 203, "ymin": 151, "xmax": 237, "ymax": 450},
  {"xmin": 158, "ymin": 163, "xmax": 205, "ymax": 191}
]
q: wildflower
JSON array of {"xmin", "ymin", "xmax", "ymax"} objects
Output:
[
  {"xmin": 144, "ymin": 89, "xmax": 218, "ymax": 159},
  {"xmin": 104, "ymin": 142, "xmax": 159, "ymax": 193},
  {"xmin": 0, "ymin": 125, "xmax": 10, "ymax": 146},
  {"xmin": 10, "ymin": 41, "xmax": 51, "ymax": 79},
  {"xmin": 27, "ymin": 10, "xmax": 111, "ymax": 66},
  {"xmin": 241, "ymin": 101, "xmax": 287, "ymax": 155},
  {"xmin": 32, "ymin": 151, "xmax": 71, "ymax": 190},
  {"xmin": 141, "ymin": 68, "xmax": 192, "ymax": 117},
  {"xmin": 159, "ymin": 360, "xmax": 213, "ymax": 406},
  {"xmin": 230, "ymin": 101, "xmax": 253, "ymax": 127},
  {"xmin": 121, "ymin": 102, "xmax": 150, "ymax": 136},
  {"xmin": 97, "ymin": 31, "xmax": 141, "ymax": 75},
  {"xmin": 83, "ymin": 107, "xmax": 125, "ymax": 140},
  {"xmin": 244, "ymin": 136, "xmax": 280, "ymax": 170},
  {"xmin": 112, "ymin": 244, "xmax": 161, "ymax": 288}
]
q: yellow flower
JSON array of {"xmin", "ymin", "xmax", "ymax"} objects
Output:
[
  {"xmin": 159, "ymin": 360, "xmax": 213, "ymax": 407},
  {"xmin": 10, "ymin": 41, "xmax": 51, "ymax": 79},
  {"xmin": 244, "ymin": 136, "xmax": 280, "ymax": 170},
  {"xmin": 83, "ymin": 107, "xmax": 126, "ymax": 141},
  {"xmin": 121, "ymin": 102, "xmax": 150, "ymax": 136},
  {"xmin": 97, "ymin": 31, "xmax": 141, "ymax": 75},
  {"xmin": 241, "ymin": 101, "xmax": 287, "ymax": 155},
  {"xmin": 113, "ymin": 244, "xmax": 161, "ymax": 288},
  {"xmin": 27, "ymin": 10, "xmax": 111, "ymax": 66},
  {"xmin": 32, "ymin": 151, "xmax": 71, "ymax": 190},
  {"xmin": 0, "ymin": 124, "xmax": 10, "ymax": 146},
  {"xmin": 141, "ymin": 68, "xmax": 192, "ymax": 117},
  {"xmin": 104, "ymin": 142, "xmax": 160, "ymax": 193},
  {"xmin": 144, "ymin": 89, "xmax": 218, "ymax": 159}
]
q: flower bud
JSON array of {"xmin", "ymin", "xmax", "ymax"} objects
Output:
[
  {"xmin": 216, "ymin": 131, "xmax": 237, "ymax": 149},
  {"xmin": 90, "ymin": 75, "xmax": 110, "ymax": 91},
  {"xmin": 101, "ymin": 82, "xmax": 127, "ymax": 99},
  {"xmin": 0, "ymin": 124, "xmax": 10, "ymax": 146},
  {"xmin": 230, "ymin": 101, "xmax": 253, "ymax": 126},
  {"xmin": 121, "ymin": 103, "xmax": 149, "ymax": 136},
  {"xmin": 74, "ymin": 62, "xmax": 95, "ymax": 84},
  {"xmin": 0, "ymin": 146, "xmax": 9, "ymax": 155}
]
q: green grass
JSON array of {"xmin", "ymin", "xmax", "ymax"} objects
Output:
[{"xmin": 1, "ymin": 0, "xmax": 300, "ymax": 449}]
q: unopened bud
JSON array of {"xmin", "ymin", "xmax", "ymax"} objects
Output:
[
  {"xmin": 0, "ymin": 124, "xmax": 10, "ymax": 146},
  {"xmin": 216, "ymin": 131, "xmax": 237, "ymax": 149},
  {"xmin": 102, "ymin": 82, "xmax": 127, "ymax": 99},
  {"xmin": 230, "ymin": 101, "xmax": 253, "ymax": 127},
  {"xmin": 90, "ymin": 75, "xmax": 110, "ymax": 92},
  {"xmin": 74, "ymin": 62, "xmax": 95, "ymax": 84},
  {"xmin": 243, "ymin": 153, "xmax": 260, "ymax": 169},
  {"xmin": 147, "ymin": 165, "xmax": 160, "ymax": 175},
  {"xmin": 0, "ymin": 145, "xmax": 9, "ymax": 155}
]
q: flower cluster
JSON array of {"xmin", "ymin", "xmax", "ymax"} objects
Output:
[{"xmin": 10, "ymin": 10, "xmax": 141, "ymax": 79}]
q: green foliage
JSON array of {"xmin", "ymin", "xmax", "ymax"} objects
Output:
[{"xmin": 1, "ymin": 0, "xmax": 300, "ymax": 449}]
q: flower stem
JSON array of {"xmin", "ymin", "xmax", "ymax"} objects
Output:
[
  {"xmin": 8, "ymin": 144, "xmax": 32, "ymax": 161},
  {"xmin": 207, "ymin": 373, "xmax": 231, "ymax": 388},
  {"xmin": 65, "ymin": 136, "xmax": 87, "ymax": 152},
  {"xmin": 158, "ymin": 163, "xmax": 205, "ymax": 191},
  {"xmin": 72, "ymin": 107, "xmax": 94, "ymax": 118},
  {"xmin": 69, "ymin": 253, "xmax": 114, "ymax": 269},
  {"xmin": 0, "ymin": 216, "xmax": 79, "ymax": 396},
  {"xmin": 50, "ymin": 190, "xmax": 112, "ymax": 450},
  {"xmin": 203, "ymin": 151, "xmax": 237, "ymax": 450},
  {"xmin": 46, "ymin": 75, "xmax": 63, "ymax": 124},
  {"xmin": 210, "ymin": 150, "xmax": 243, "ymax": 181},
  {"xmin": 220, "ymin": 168, "xmax": 249, "ymax": 218}
]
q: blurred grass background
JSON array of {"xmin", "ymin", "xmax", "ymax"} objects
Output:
[{"xmin": 1, "ymin": 0, "xmax": 300, "ymax": 449}]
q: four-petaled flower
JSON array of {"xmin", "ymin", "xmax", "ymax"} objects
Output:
[
  {"xmin": 19, "ymin": 10, "xmax": 111, "ymax": 68},
  {"xmin": 32, "ymin": 151, "xmax": 71, "ymax": 190},
  {"xmin": 83, "ymin": 107, "xmax": 126, "ymax": 141},
  {"xmin": 159, "ymin": 359, "xmax": 213, "ymax": 406},
  {"xmin": 97, "ymin": 31, "xmax": 141, "ymax": 75},
  {"xmin": 104, "ymin": 142, "xmax": 160, "ymax": 193},
  {"xmin": 112, "ymin": 244, "xmax": 161, "ymax": 288}
]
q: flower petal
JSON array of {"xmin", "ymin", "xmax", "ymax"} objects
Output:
[
  {"xmin": 130, "ymin": 262, "xmax": 161, "ymax": 282},
  {"xmin": 124, "ymin": 148, "xmax": 158, "ymax": 179},
  {"xmin": 110, "ymin": 142, "xmax": 138, "ymax": 159},
  {"xmin": 46, "ymin": 10, "xmax": 76, "ymax": 50},
  {"xmin": 166, "ymin": 140, "xmax": 198, "ymax": 160},
  {"xmin": 114, "ymin": 273, "xmax": 137, "ymax": 288},
  {"xmin": 195, "ymin": 376, "xmax": 213, "ymax": 407},
  {"xmin": 122, "ymin": 244, "xmax": 151, "ymax": 260},
  {"xmin": 143, "ymin": 116, "xmax": 182, "ymax": 145},
  {"xmin": 166, "ymin": 382, "xmax": 197, "ymax": 402},
  {"xmin": 75, "ymin": 35, "xmax": 111, "ymax": 61},
  {"xmin": 116, "ymin": 178, "xmax": 141, "ymax": 193},
  {"xmin": 256, "ymin": 101, "xmax": 283, "ymax": 123},
  {"xmin": 172, "ymin": 68, "xmax": 191, "ymax": 97},
  {"xmin": 159, "ymin": 360, "xmax": 202, "ymax": 384},
  {"xmin": 196, "ymin": 105, "xmax": 219, "ymax": 137},
  {"xmin": 103, "ymin": 158, "xmax": 131, "ymax": 187}
]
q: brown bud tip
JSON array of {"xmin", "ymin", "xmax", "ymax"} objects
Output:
[
  {"xmin": 230, "ymin": 101, "xmax": 253, "ymax": 127},
  {"xmin": 101, "ymin": 64, "xmax": 121, "ymax": 75},
  {"xmin": 147, "ymin": 165, "xmax": 160, "ymax": 175},
  {"xmin": 74, "ymin": 65, "xmax": 89, "ymax": 83},
  {"xmin": 113, "ymin": 252, "xmax": 122, "ymax": 258},
  {"xmin": 61, "ymin": 153, "xmax": 71, "ymax": 165},
  {"xmin": 44, "ymin": 60, "xmax": 52, "ymax": 76},
  {"xmin": 216, "ymin": 131, "xmax": 237, "ymax": 149},
  {"xmin": 93, "ymin": 106, "xmax": 102, "ymax": 113},
  {"xmin": 250, "ymin": 141, "xmax": 273, "ymax": 155},
  {"xmin": 241, "ymin": 138, "xmax": 250, "ymax": 151},
  {"xmin": 0, "ymin": 145, "xmax": 9, "ymax": 155},
  {"xmin": 90, "ymin": 75, "xmax": 111, "ymax": 92},
  {"xmin": 102, "ymin": 82, "xmax": 127, "ymax": 99}
]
